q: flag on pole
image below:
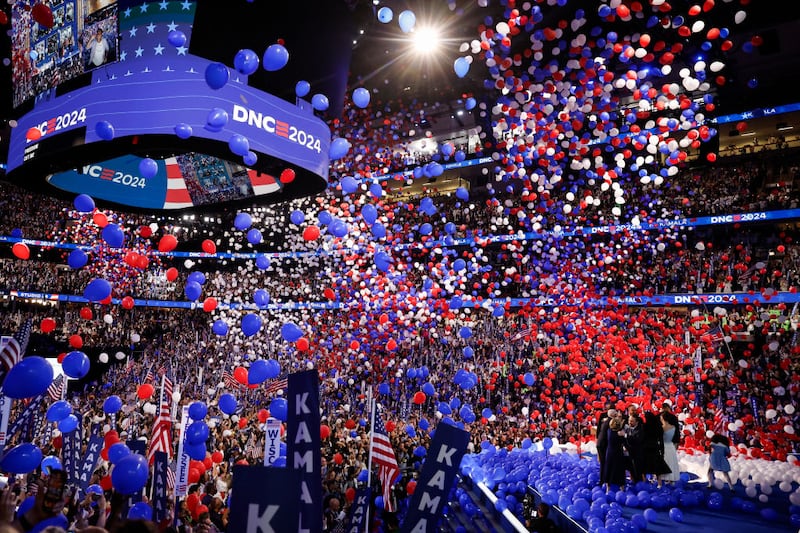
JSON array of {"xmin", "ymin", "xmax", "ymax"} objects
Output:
[
  {"xmin": 0, "ymin": 337, "xmax": 21, "ymax": 375},
  {"xmin": 712, "ymin": 402, "xmax": 727, "ymax": 435},
  {"xmin": 222, "ymin": 369, "xmax": 241, "ymax": 390},
  {"xmin": 47, "ymin": 374, "xmax": 65, "ymax": 401},
  {"xmin": 370, "ymin": 405, "xmax": 400, "ymax": 513},
  {"xmin": 264, "ymin": 377, "xmax": 288, "ymax": 396},
  {"xmin": 147, "ymin": 373, "xmax": 174, "ymax": 464}
]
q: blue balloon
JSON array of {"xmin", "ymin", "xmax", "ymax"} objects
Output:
[
  {"xmin": 103, "ymin": 395, "xmax": 123, "ymax": 415},
  {"xmin": 212, "ymin": 320, "xmax": 229, "ymax": 336},
  {"xmin": 340, "ymin": 176, "xmax": 359, "ymax": 194},
  {"xmin": 465, "ymin": 97, "xmax": 476, "ymax": 110},
  {"xmin": 3, "ymin": 356, "xmax": 53, "ymax": 399},
  {"xmin": 101, "ymin": 224, "xmax": 125, "ymax": 248},
  {"xmin": 295, "ymin": 80, "xmax": 311, "ymax": 97},
  {"xmin": 219, "ymin": 393, "xmax": 238, "ymax": 415},
  {"xmin": 174, "ymin": 122, "xmax": 193, "ymax": 139},
  {"xmin": 329, "ymin": 219, "xmax": 348, "ymax": 238},
  {"xmin": 10, "ymin": 228, "xmax": 22, "ymax": 238},
  {"xmin": 264, "ymin": 359, "xmax": 281, "ymax": 379},
  {"xmin": 184, "ymin": 280, "xmax": 202, "ymax": 301},
  {"xmin": 186, "ymin": 421, "xmax": 210, "ymax": 445},
  {"xmin": 263, "ymin": 44, "xmax": 289, "ymax": 71},
  {"xmin": 206, "ymin": 108, "xmax": 229, "ymax": 132},
  {"xmin": 318, "ymin": 211, "xmax": 333, "ymax": 226},
  {"xmin": 454, "ymin": 57, "xmax": 470, "ymax": 78},
  {"xmin": 372, "ymin": 222, "xmax": 386, "ymax": 239},
  {"xmin": 311, "ymin": 93, "xmax": 329, "ymax": 111},
  {"xmin": 167, "ymin": 30, "xmax": 186, "ymax": 47},
  {"xmin": 374, "ymin": 251, "xmax": 392, "ymax": 272},
  {"xmin": 73, "ymin": 194, "xmax": 95, "ymax": 213},
  {"xmin": 361, "ymin": 204, "xmax": 378, "ymax": 225},
  {"xmin": 95, "ymin": 120, "xmax": 115, "ymax": 140},
  {"xmin": 352, "ymin": 87, "xmax": 371, "ymax": 108},
  {"xmin": 234, "ymin": 212, "xmax": 253, "ymax": 230},
  {"xmin": 188, "ymin": 271, "xmax": 206, "ymax": 285},
  {"xmin": 40, "ymin": 455, "xmax": 62, "ymax": 474},
  {"xmin": 422, "ymin": 382, "xmax": 435, "ymax": 395},
  {"xmin": 229, "ymin": 134, "xmax": 251, "ymax": 157},
  {"xmin": 523, "ymin": 373, "xmax": 535, "ymax": 386},
  {"xmin": 185, "ymin": 442, "xmax": 207, "ymax": 461},
  {"xmin": 375, "ymin": 496, "xmax": 385, "ymax": 509},
  {"xmin": 369, "ymin": 183, "xmax": 383, "ymax": 198},
  {"xmin": 84, "ymin": 278, "xmax": 112, "ymax": 302},
  {"xmin": 463, "ymin": 346, "xmax": 474, "ymax": 359},
  {"xmin": 234, "ymin": 48, "xmax": 259, "ymax": 75},
  {"xmin": 270, "ymin": 397, "xmax": 288, "ymax": 421},
  {"xmin": 255, "ymin": 255, "xmax": 271, "ymax": 270},
  {"xmin": 668, "ymin": 508, "xmax": 683, "ymax": 522},
  {"xmin": 377, "ymin": 6, "xmax": 393, "ymax": 23},
  {"xmin": 189, "ymin": 401, "xmax": 208, "ymax": 420},
  {"xmin": 248, "ymin": 360, "xmax": 269, "ymax": 385},
  {"xmin": 459, "ymin": 326, "xmax": 472, "ymax": 339},
  {"xmin": 46, "ymin": 401, "xmax": 72, "ymax": 422},
  {"xmin": 138, "ymin": 157, "xmax": 158, "ymax": 179},
  {"xmin": 253, "ymin": 289, "xmax": 270, "ymax": 307},
  {"xmin": 281, "ymin": 322, "xmax": 303, "ymax": 342},
  {"xmin": 243, "ymin": 150, "xmax": 257, "ymax": 166},
  {"xmin": 398, "ymin": 10, "xmax": 416, "ymax": 33},
  {"xmin": 68, "ymin": 249, "xmax": 88, "ymax": 269},
  {"xmin": 1, "ymin": 443, "xmax": 43, "ymax": 474},
  {"xmin": 128, "ymin": 502, "xmax": 153, "ymax": 521},
  {"xmin": 63, "ymin": 350, "xmax": 89, "ymax": 379},
  {"xmin": 108, "ymin": 442, "xmax": 131, "ymax": 464},
  {"xmin": 112, "ymin": 454, "xmax": 149, "ymax": 495},
  {"xmin": 378, "ymin": 383, "xmax": 390, "ymax": 395},
  {"xmin": 290, "ymin": 210, "xmax": 305, "ymax": 225},
  {"xmin": 456, "ymin": 187, "xmax": 469, "ymax": 201},
  {"xmin": 241, "ymin": 313, "xmax": 262, "ymax": 337},
  {"xmin": 58, "ymin": 414, "xmax": 79, "ymax": 433},
  {"xmin": 247, "ymin": 228, "xmax": 263, "ymax": 244}
]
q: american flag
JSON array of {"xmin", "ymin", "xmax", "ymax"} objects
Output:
[
  {"xmin": 166, "ymin": 460, "xmax": 176, "ymax": 490},
  {"xmin": 712, "ymin": 402, "xmax": 727, "ymax": 435},
  {"xmin": 144, "ymin": 366, "xmax": 154, "ymax": 384},
  {"xmin": 700, "ymin": 326, "xmax": 724, "ymax": 345},
  {"xmin": 222, "ymin": 369, "xmax": 242, "ymax": 390},
  {"xmin": 370, "ymin": 405, "xmax": 399, "ymax": 513},
  {"xmin": 264, "ymin": 377, "xmax": 288, "ymax": 396},
  {"xmin": 511, "ymin": 326, "xmax": 534, "ymax": 342},
  {"xmin": 47, "ymin": 374, "xmax": 65, "ymax": 401},
  {"xmin": 0, "ymin": 320, "xmax": 30, "ymax": 375},
  {"xmin": 147, "ymin": 373, "xmax": 174, "ymax": 464}
]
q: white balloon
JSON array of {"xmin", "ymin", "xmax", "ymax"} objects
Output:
[
  {"xmin": 131, "ymin": 333, "xmax": 141, "ymax": 343},
  {"xmin": 785, "ymin": 425, "xmax": 795, "ymax": 434},
  {"xmin": 785, "ymin": 404, "xmax": 795, "ymax": 415},
  {"xmin": 115, "ymin": 351, "xmax": 126, "ymax": 360},
  {"xmin": 765, "ymin": 409, "xmax": 777, "ymax": 420},
  {"xmin": 98, "ymin": 352, "xmax": 109, "ymax": 363},
  {"xmin": 103, "ymin": 314, "xmax": 113, "ymax": 324},
  {"xmin": 172, "ymin": 391, "xmax": 181, "ymax": 402}
]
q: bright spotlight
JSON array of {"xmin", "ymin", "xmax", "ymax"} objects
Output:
[{"xmin": 412, "ymin": 27, "xmax": 440, "ymax": 54}]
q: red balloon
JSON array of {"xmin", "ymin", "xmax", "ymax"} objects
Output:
[
  {"xmin": 158, "ymin": 234, "xmax": 178, "ymax": 253},
  {"xmin": 201, "ymin": 239, "xmax": 217, "ymax": 254},
  {"xmin": 202, "ymin": 297, "xmax": 217, "ymax": 312},
  {"xmin": 25, "ymin": 127, "xmax": 41, "ymax": 142},
  {"xmin": 385, "ymin": 421, "xmax": 396, "ymax": 432},
  {"xmin": 211, "ymin": 451, "xmax": 224, "ymax": 464},
  {"xmin": 345, "ymin": 487, "xmax": 356, "ymax": 502},
  {"xmin": 69, "ymin": 334, "xmax": 84, "ymax": 348},
  {"xmin": 137, "ymin": 383, "xmax": 155, "ymax": 400},
  {"xmin": 100, "ymin": 447, "xmax": 109, "ymax": 462},
  {"xmin": 104, "ymin": 430, "xmax": 119, "ymax": 445},
  {"xmin": 203, "ymin": 457, "xmax": 213, "ymax": 470},
  {"xmin": 386, "ymin": 339, "xmax": 398, "ymax": 351},
  {"xmin": 136, "ymin": 255, "xmax": 149, "ymax": 269},
  {"xmin": 57, "ymin": 352, "xmax": 66, "ymax": 364},
  {"xmin": 79, "ymin": 307, "xmax": 93, "ymax": 320},
  {"xmin": 320, "ymin": 424, "xmax": 331, "ymax": 439},
  {"xmin": 121, "ymin": 296, "xmax": 135, "ymax": 310},
  {"xmin": 333, "ymin": 453, "xmax": 343, "ymax": 465},
  {"xmin": 166, "ymin": 267, "xmax": 179, "ymax": 282},
  {"xmin": 323, "ymin": 288, "xmax": 335, "ymax": 300},
  {"xmin": 186, "ymin": 493, "xmax": 199, "ymax": 512},
  {"xmin": 139, "ymin": 225, "xmax": 153, "ymax": 238},
  {"xmin": 93, "ymin": 212, "xmax": 108, "ymax": 227},
  {"xmin": 280, "ymin": 168, "xmax": 296, "ymax": 183},
  {"xmin": 40, "ymin": 317, "xmax": 56, "ymax": 333},
  {"xmin": 234, "ymin": 367, "xmax": 248, "ymax": 385},
  {"xmin": 99, "ymin": 475, "xmax": 112, "ymax": 492},
  {"xmin": 296, "ymin": 337, "xmax": 310, "ymax": 352},
  {"xmin": 406, "ymin": 480, "xmax": 417, "ymax": 495},
  {"xmin": 257, "ymin": 409, "xmax": 269, "ymax": 423},
  {"xmin": 51, "ymin": 435, "xmax": 62, "ymax": 450},
  {"xmin": 31, "ymin": 3, "xmax": 54, "ymax": 29},
  {"xmin": 188, "ymin": 467, "xmax": 201, "ymax": 484},
  {"xmin": 238, "ymin": 417, "xmax": 248, "ymax": 429},
  {"xmin": 12, "ymin": 243, "xmax": 30, "ymax": 260},
  {"xmin": 345, "ymin": 419, "xmax": 357, "ymax": 430},
  {"xmin": 412, "ymin": 391, "xmax": 427, "ymax": 405},
  {"xmin": 303, "ymin": 226, "xmax": 320, "ymax": 241}
]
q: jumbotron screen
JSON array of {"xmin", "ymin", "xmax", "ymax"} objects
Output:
[{"xmin": 11, "ymin": 0, "xmax": 120, "ymax": 108}]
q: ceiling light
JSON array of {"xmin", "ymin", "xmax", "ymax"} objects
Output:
[{"xmin": 411, "ymin": 27, "xmax": 440, "ymax": 55}]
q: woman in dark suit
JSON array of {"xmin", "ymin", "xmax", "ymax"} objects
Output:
[
  {"xmin": 641, "ymin": 411, "xmax": 671, "ymax": 483},
  {"xmin": 604, "ymin": 415, "xmax": 628, "ymax": 490}
]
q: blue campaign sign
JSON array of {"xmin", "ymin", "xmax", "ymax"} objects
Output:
[
  {"xmin": 401, "ymin": 423, "xmax": 470, "ymax": 533},
  {"xmin": 77, "ymin": 436, "xmax": 104, "ymax": 494},
  {"xmin": 152, "ymin": 451, "xmax": 170, "ymax": 524},
  {"xmin": 47, "ymin": 154, "xmax": 168, "ymax": 210},
  {"xmin": 345, "ymin": 487, "xmax": 371, "ymax": 533},
  {"xmin": 287, "ymin": 370, "xmax": 323, "ymax": 533},
  {"xmin": 229, "ymin": 465, "xmax": 300, "ymax": 533}
]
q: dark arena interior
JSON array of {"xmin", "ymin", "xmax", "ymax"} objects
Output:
[{"xmin": 0, "ymin": 0, "xmax": 800, "ymax": 532}]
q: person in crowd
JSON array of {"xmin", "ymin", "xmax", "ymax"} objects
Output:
[
  {"xmin": 707, "ymin": 433, "xmax": 734, "ymax": 491},
  {"xmin": 604, "ymin": 412, "xmax": 628, "ymax": 490},
  {"xmin": 641, "ymin": 411, "xmax": 671, "ymax": 484},
  {"xmin": 624, "ymin": 413, "xmax": 645, "ymax": 483},
  {"xmin": 526, "ymin": 502, "xmax": 558, "ymax": 533},
  {"xmin": 658, "ymin": 403, "xmax": 682, "ymax": 488}
]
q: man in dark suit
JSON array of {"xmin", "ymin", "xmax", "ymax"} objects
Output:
[{"xmin": 596, "ymin": 407, "xmax": 616, "ymax": 484}]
